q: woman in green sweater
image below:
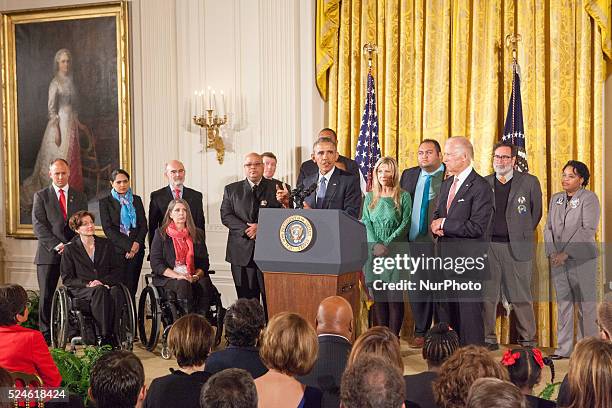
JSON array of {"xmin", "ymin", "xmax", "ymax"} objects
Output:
[{"xmin": 361, "ymin": 156, "xmax": 412, "ymax": 336}]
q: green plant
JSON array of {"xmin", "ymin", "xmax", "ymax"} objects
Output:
[
  {"xmin": 22, "ymin": 290, "xmax": 40, "ymax": 330},
  {"xmin": 50, "ymin": 345, "xmax": 112, "ymax": 406},
  {"xmin": 538, "ymin": 381, "xmax": 562, "ymax": 401}
]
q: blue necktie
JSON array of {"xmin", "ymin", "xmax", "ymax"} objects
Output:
[
  {"xmin": 418, "ymin": 175, "xmax": 431, "ymax": 236},
  {"xmin": 316, "ymin": 177, "xmax": 327, "ymax": 208}
]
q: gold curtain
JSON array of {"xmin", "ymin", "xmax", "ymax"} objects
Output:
[{"xmin": 318, "ymin": 0, "xmax": 609, "ymax": 346}]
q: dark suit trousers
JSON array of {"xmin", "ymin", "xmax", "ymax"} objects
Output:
[
  {"xmin": 231, "ymin": 262, "xmax": 267, "ymax": 319},
  {"xmin": 37, "ymin": 263, "xmax": 61, "ymax": 337},
  {"xmin": 69, "ymin": 285, "xmax": 123, "ymax": 337},
  {"xmin": 437, "ymin": 300, "xmax": 484, "ymax": 346},
  {"xmin": 408, "ymin": 241, "xmax": 435, "ymax": 337},
  {"xmin": 164, "ymin": 277, "xmax": 213, "ymax": 314},
  {"xmin": 120, "ymin": 249, "xmax": 145, "ymax": 300}
]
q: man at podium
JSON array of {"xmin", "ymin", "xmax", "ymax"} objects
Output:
[
  {"xmin": 221, "ymin": 153, "xmax": 283, "ymax": 316},
  {"xmin": 278, "ymin": 137, "xmax": 361, "ymax": 218}
]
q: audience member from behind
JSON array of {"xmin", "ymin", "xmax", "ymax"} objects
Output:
[
  {"xmin": 200, "ymin": 368, "xmax": 257, "ymax": 408},
  {"xmin": 205, "ymin": 298, "xmax": 267, "ymax": 379},
  {"xmin": 501, "ymin": 347, "xmax": 556, "ymax": 408},
  {"xmin": 340, "ymin": 355, "xmax": 406, "ymax": 408},
  {"xmin": 432, "ymin": 345, "xmax": 509, "ymax": 408},
  {"xmin": 0, "ymin": 367, "xmax": 13, "ymax": 408},
  {"xmin": 0, "ymin": 284, "xmax": 61, "ymax": 387},
  {"xmin": 299, "ymin": 296, "xmax": 354, "ymax": 408},
  {"xmin": 89, "ymin": 351, "xmax": 146, "ymax": 408},
  {"xmin": 556, "ymin": 291, "xmax": 611, "ymax": 407},
  {"xmin": 563, "ymin": 337, "xmax": 611, "ymax": 408},
  {"xmin": 466, "ymin": 378, "xmax": 527, "ymax": 408},
  {"xmin": 347, "ymin": 326, "xmax": 403, "ymax": 372},
  {"xmin": 145, "ymin": 314, "xmax": 214, "ymax": 408},
  {"xmin": 405, "ymin": 322, "xmax": 459, "ymax": 408},
  {"xmin": 255, "ymin": 312, "xmax": 322, "ymax": 408}
]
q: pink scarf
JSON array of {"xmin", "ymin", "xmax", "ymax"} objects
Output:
[{"xmin": 166, "ymin": 222, "xmax": 195, "ymax": 275}]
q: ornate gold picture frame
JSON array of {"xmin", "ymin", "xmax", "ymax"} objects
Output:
[{"xmin": 2, "ymin": 1, "xmax": 131, "ymax": 237}]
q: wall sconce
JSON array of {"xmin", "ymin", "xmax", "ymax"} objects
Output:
[{"xmin": 193, "ymin": 87, "xmax": 227, "ymax": 164}]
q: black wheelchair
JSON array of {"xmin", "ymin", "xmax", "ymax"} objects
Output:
[
  {"xmin": 50, "ymin": 283, "xmax": 136, "ymax": 351},
  {"xmin": 138, "ymin": 271, "xmax": 225, "ymax": 359}
]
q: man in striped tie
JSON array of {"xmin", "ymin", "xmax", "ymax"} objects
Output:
[
  {"xmin": 32, "ymin": 158, "xmax": 87, "ymax": 344},
  {"xmin": 399, "ymin": 139, "xmax": 445, "ymax": 348},
  {"xmin": 431, "ymin": 136, "xmax": 493, "ymax": 346}
]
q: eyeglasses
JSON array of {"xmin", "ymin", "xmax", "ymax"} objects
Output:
[
  {"xmin": 169, "ymin": 169, "xmax": 185, "ymax": 175},
  {"xmin": 244, "ymin": 163, "xmax": 263, "ymax": 168},
  {"xmin": 493, "ymin": 155, "xmax": 512, "ymax": 161}
]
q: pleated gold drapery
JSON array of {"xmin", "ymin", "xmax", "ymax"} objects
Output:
[{"xmin": 317, "ymin": 0, "xmax": 610, "ymax": 346}]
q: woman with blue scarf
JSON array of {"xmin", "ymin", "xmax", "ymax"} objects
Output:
[{"xmin": 99, "ymin": 169, "xmax": 148, "ymax": 299}]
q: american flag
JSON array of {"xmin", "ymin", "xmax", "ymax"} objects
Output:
[
  {"xmin": 501, "ymin": 61, "xmax": 528, "ymax": 172},
  {"xmin": 355, "ymin": 71, "xmax": 381, "ymax": 191}
]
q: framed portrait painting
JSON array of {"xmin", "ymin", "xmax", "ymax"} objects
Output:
[{"xmin": 2, "ymin": 1, "xmax": 131, "ymax": 237}]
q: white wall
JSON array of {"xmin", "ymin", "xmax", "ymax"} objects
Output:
[{"xmin": 0, "ymin": 0, "xmax": 324, "ymax": 305}]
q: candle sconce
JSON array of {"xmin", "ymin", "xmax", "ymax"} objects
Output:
[{"xmin": 193, "ymin": 110, "xmax": 227, "ymax": 164}]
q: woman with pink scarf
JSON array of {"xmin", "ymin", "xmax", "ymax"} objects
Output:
[{"xmin": 149, "ymin": 199, "xmax": 210, "ymax": 314}]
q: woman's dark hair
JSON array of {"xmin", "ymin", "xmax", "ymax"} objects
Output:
[
  {"xmin": 0, "ymin": 284, "xmax": 28, "ymax": 326},
  {"xmin": 110, "ymin": 168, "xmax": 130, "ymax": 182},
  {"xmin": 563, "ymin": 160, "xmax": 590, "ymax": 186},
  {"xmin": 503, "ymin": 347, "xmax": 554, "ymax": 391},
  {"xmin": 69, "ymin": 210, "xmax": 96, "ymax": 232},
  {"xmin": 0, "ymin": 366, "xmax": 13, "ymax": 408},
  {"xmin": 159, "ymin": 199, "xmax": 201, "ymax": 243},
  {"xmin": 224, "ymin": 299, "xmax": 265, "ymax": 347},
  {"xmin": 90, "ymin": 351, "xmax": 144, "ymax": 408},
  {"xmin": 423, "ymin": 322, "xmax": 460, "ymax": 367}
]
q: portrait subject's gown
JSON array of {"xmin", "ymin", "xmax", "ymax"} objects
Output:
[{"xmin": 22, "ymin": 74, "xmax": 83, "ymax": 208}]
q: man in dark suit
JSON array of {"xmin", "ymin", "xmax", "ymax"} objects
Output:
[
  {"xmin": 148, "ymin": 160, "xmax": 205, "ymax": 247},
  {"xmin": 32, "ymin": 158, "xmax": 87, "ymax": 342},
  {"xmin": 291, "ymin": 137, "xmax": 361, "ymax": 218},
  {"xmin": 299, "ymin": 296, "xmax": 353, "ymax": 408},
  {"xmin": 297, "ymin": 128, "xmax": 359, "ymax": 187},
  {"xmin": 431, "ymin": 136, "xmax": 493, "ymax": 346},
  {"xmin": 400, "ymin": 139, "xmax": 445, "ymax": 348},
  {"xmin": 220, "ymin": 153, "xmax": 283, "ymax": 312},
  {"xmin": 483, "ymin": 143, "xmax": 542, "ymax": 350}
]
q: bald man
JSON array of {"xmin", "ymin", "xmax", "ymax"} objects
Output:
[
  {"xmin": 148, "ymin": 160, "xmax": 205, "ymax": 247},
  {"xmin": 298, "ymin": 296, "xmax": 353, "ymax": 408},
  {"xmin": 221, "ymin": 153, "xmax": 283, "ymax": 314},
  {"xmin": 431, "ymin": 136, "xmax": 493, "ymax": 346}
]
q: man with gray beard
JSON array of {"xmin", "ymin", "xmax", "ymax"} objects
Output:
[{"xmin": 483, "ymin": 142, "xmax": 542, "ymax": 350}]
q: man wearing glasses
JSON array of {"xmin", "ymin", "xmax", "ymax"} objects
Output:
[
  {"xmin": 483, "ymin": 142, "xmax": 542, "ymax": 350},
  {"xmin": 221, "ymin": 153, "xmax": 283, "ymax": 316},
  {"xmin": 148, "ymin": 160, "xmax": 206, "ymax": 248}
]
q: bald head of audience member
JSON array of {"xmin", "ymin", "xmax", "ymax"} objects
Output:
[
  {"xmin": 315, "ymin": 296, "xmax": 354, "ymax": 340},
  {"xmin": 165, "ymin": 160, "xmax": 186, "ymax": 188},
  {"xmin": 598, "ymin": 292, "xmax": 612, "ymax": 340},
  {"xmin": 443, "ymin": 136, "xmax": 473, "ymax": 176}
]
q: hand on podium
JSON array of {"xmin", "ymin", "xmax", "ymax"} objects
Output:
[{"xmin": 302, "ymin": 201, "xmax": 311, "ymax": 209}]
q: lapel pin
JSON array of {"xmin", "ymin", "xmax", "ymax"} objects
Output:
[
  {"xmin": 555, "ymin": 197, "xmax": 564, "ymax": 205},
  {"xmin": 260, "ymin": 200, "xmax": 268, "ymax": 207},
  {"xmin": 569, "ymin": 198, "xmax": 579, "ymax": 209},
  {"xmin": 518, "ymin": 196, "xmax": 526, "ymax": 204},
  {"xmin": 517, "ymin": 204, "xmax": 527, "ymax": 214}
]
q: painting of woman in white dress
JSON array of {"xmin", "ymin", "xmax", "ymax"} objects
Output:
[{"xmin": 21, "ymin": 48, "xmax": 88, "ymax": 208}]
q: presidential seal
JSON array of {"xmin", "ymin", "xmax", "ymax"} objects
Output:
[{"xmin": 279, "ymin": 215, "xmax": 313, "ymax": 252}]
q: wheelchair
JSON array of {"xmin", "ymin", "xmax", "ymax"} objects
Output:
[
  {"xmin": 50, "ymin": 283, "xmax": 136, "ymax": 351},
  {"xmin": 138, "ymin": 271, "xmax": 225, "ymax": 359}
]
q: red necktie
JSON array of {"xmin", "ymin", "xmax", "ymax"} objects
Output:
[
  {"xmin": 446, "ymin": 177, "xmax": 459, "ymax": 212},
  {"xmin": 174, "ymin": 189, "xmax": 181, "ymax": 200},
  {"xmin": 59, "ymin": 189, "xmax": 67, "ymax": 220}
]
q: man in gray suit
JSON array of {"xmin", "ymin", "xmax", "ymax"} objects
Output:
[
  {"xmin": 32, "ymin": 158, "xmax": 88, "ymax": 342},
  {"xmin": 483, "ymin": 143, "xmax": 542, "ymax": 350}
]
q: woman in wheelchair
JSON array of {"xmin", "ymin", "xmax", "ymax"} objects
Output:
[
  {"xmin": 149, "ymin": 199, "xmax": 210, "ymax": 315},
  {"xmin": 60, "ymin": 210, "xmax": 124, "ymax": 347}
]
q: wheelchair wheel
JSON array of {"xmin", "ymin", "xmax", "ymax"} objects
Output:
[
  {"xmin": 138, "ymin": 285, "xmax": 161, "ymax": 352},
  {"xmin": 50, "ymin": 287, "xmax": 69, "ymax": 349},
  {"xmin": 118, "ymin": 284, "xmax": 136, "ymax": 351}
]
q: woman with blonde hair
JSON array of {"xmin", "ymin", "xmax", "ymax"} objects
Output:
[
  {"xmin": 361, "ymin": 156, "xmax": 412, "ymax": 335},
  {"xmin": 255, "ymin": 312, "xmax": 321, "ymax": 407},
  {"xmin": 564, "ymin": 337, "xmax": 611, "ymax": 408},
  {"xmin": 346, "ymin": 326, "xmax": 403, "ymax": 372}
]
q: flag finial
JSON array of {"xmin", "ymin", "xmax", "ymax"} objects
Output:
[
  {"xmin": 363, "ymin": 43, "xmax": 378, "ymax": 70},
  {"xmin": 505, "ymin": 33, "xmax": 522, "ymax": 62}
]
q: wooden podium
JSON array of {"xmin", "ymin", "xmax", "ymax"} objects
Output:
[{"xmin": 254, "ymin": 209, "xmax": 367, "ymax": 328}]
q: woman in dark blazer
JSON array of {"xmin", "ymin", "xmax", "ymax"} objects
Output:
[
  {"xmin": 149, "ymin": 199, "xmax": 210, "ymax": 314},
  {"xmin": 99, "ymin": 169, "xmax": 147, "ymax": 299},
  {"xmin": 60, "ymin": 210, "xmax": 124, "ymax": 346}
]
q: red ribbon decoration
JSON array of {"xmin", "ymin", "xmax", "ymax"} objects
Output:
[
  {"xmin": 531, "ymin": 348, "xmax": 545, "ymax": 368},
  {"xmin": 501, "ymin": 349, "xmax": 521, "ymax": 366}
]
